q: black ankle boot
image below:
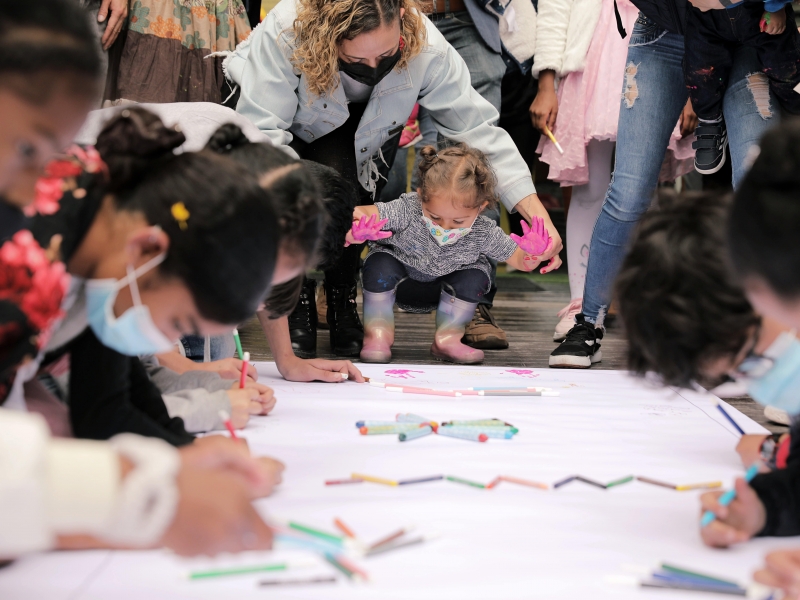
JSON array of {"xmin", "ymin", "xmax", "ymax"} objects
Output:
[
  {"xmin": 326, "ymin": 282, "xmax": 363, "ymax": 357},
  {"xmin": 288, "ymin": 278, "xmax": 318, "ymax": 359}
]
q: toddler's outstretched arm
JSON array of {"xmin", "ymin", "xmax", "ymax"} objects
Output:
[{"xmin": 344, "ymin": 207, "xmax": 393, "ymax": 247}]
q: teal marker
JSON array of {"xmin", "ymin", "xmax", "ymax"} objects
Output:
[
  {"xmin": 700, "ymin": 463, "xmax": 760, "ymax": 527},
  {"xmin": 232, "ymin": 328, "xmax": 244, "ymax": 360}
]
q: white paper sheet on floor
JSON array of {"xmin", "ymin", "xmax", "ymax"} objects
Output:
[{"xmin": 3, "ymin": 364, "xmax": 795, "ymax": 600}]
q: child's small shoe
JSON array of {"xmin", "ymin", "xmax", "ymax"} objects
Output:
[
  {"xmin": 431, "ymin": 338, "xmax": 484, "ymax": 364},
  {"xmin": 431, "ymin": 291, "xmax": 484, "ymax": 365},
  {"xmin": 360, "ymin": 289, "xmax": 396, "ymax": 364},
  {"xmin": 693, "ymin": 118, "xmax": 728, "ymax": 175}
]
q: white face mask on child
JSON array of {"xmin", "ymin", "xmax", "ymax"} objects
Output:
[{"xmin": 421, "ymin": 214, "xmax": 478, "ymax": 246}]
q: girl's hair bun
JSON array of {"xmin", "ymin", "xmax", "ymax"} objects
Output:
[
  {"xmin": 95, "ymin": 107, "xmax": 186, "ymax": 192},
  {"xmin": 205, "ymin": 123, "xmax": 251, "ymax": 154}
]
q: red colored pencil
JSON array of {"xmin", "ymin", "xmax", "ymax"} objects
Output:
[
  {"xmin": 239, "ymin": 351, "xmax": 250, "ymax": 389},
  {"xmin": 218, "ymin": 410, "xmax": 240, "ymax": 440}
]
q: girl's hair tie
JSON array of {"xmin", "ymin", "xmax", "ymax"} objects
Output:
[{"xmin": 171, "ymin": 202, "xmax": 190, "ymax": 230}]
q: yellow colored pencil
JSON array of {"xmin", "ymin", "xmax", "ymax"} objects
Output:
[
  {"xmin": 351, "ymin": 473, "xmax": 399, "ymax": 487},
  {"xmin": 676, "ymin": 481, "xmax": 722, "ymax": 491},
  {"xmin": 543, "ymin": 124, "xmax": 565, "ymax": 154}
]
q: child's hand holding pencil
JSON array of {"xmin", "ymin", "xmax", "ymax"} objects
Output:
[{"xmin": 699, "ymin": 477, "xmax": 766, "ymax": 548}]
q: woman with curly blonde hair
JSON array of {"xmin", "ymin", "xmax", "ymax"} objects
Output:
[{"xmin": 225, "ymin": 0, "xmax": 562, "ymax": 359}]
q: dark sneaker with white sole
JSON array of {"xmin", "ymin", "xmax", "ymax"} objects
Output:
[
  {"xmin": 549, "ymin": 313, "xmax": 603, "ymax": 368},
  {"xmin": 693, "ymin": 119, "xmax": 728, "ymax": 175}
]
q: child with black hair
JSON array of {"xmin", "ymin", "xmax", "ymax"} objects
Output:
[
  {"xmin": 25, "ymin": 108, "xmax": 281, "ymax": 445},
  {"xmin": 348, "ymin": 144, "xmax": 545, "ymax": 365},
  {"xmin": 684, "ymin": 1, "xmax": 800, "ymax": 174}
]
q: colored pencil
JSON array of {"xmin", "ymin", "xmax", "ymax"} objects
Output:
[
  {"xmin": 636, "ymin": 476, "xmax": 677, "ymax": 490},
  {"xmin": 641, "ymin": 579, "xmax": 745, "ymax": 595},
  {"xmin": 351, "ymin": 473, "xmax": 399, "ymax": 487},
  {"xmin": 660, "ymin": 564, "xmax": 741, "ymax": 588},
  {"xmin": 386, "ymin": 386, "xmax": 462, "ymax": 397},
  {"xmin": 324, "ymin": 553, "xmax": 358, "ymax": 580},
  {"xmin": 500, "ymin": 475, "xmax": 549, "ymax": 490},
  {"xmin": 437, "ymin": 429, "xmax": 488, "ymax": 442},
  {"xmin": 445, "ymin": 475, "xmax": 486, "ymax": 489},
  {"xmin": 368, "ymin": 527, "xmax": 410, "ymax": 551},
  {"xmin": 359, "ymin": 424, "xmax": 422, "ymax": 435},
  {"xmin": 553, "ymin": 475, "xmax": 576, "ymax": 489},
  {"xmin": 485, "ymin": 476, "xmax": 502, "ymax": 489},
  {"xmin": 398, "ymin": 475, "xmax": 444, "ymax": 485},
  {"xmin": 716, "ymin": 403, "xmax": 746, "ymax": 436},
  {"xmin": 288, "ymin": 522, "xmax": 344, "ymax": 546},
  {"xmin": 232, "ymin": 328, "xmax": 244, "ymax": 360},
  {"xmin": 334, "ymin": 518, "xmax": 357, "ymax": 539},
  {"xmin": 675, "ymin": 481, "xmax": 723, "ymax": 491},
  {"xmin": 356, "ymin": 420, "xmax": 404, "ymax": 428},
  {"xmin": 325, "ymin": 478, "xmax": 363, "ymax": 486},
  {"xmin": 239, "ymin": 351, "xmax": 250, "ymax": 389},
  {"xmin": 218, "ymin": 410, "xmax": 239, "ymax": 441},
  {"xmin": 606, "ymin": 476, "xmax": 635, "ymax": 489},
  {"xmin": 259, "ymin": 576, "xmax": 337, "ymax": 586},
  {"xmin": 576, "ymin": 476, "xmax": 607, "ymax": 490},
  {"xmin": 462, "ymin": 386, "xmax": 552, "ymax": 391},
  {"xmin": 396, "ymin": 413, "xmax": 435, "ymax": 423},
  {"xmin": 365, "ymin": 533, "xmax": 437, "ymax": 556},
  {"xmin": 700, "ymin": 463, "xmax": 760, "ymax": 527},
  {"xmin": 189, "ymin": 559, "xmax": 314, "ymax": 579},
  {"xmin": 334, "ymin": 555, "xmax": 369, "ymax": 581},
  {"xmin": 543, "ymin": 124, "xmax": 565, "ymax": 154},
  {"xmin": 477, "ymin": 390, "xmax": 559, "ymax": 397},
  {"xmin": 399, "ymin": 426, "xmax": 434, "ymax": 442}
]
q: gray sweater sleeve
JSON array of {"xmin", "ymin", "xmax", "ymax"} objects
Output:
[
  {"xmin": 144, "ymin": 360, "xmax": 235, "ymax": 395},
  {"xmin": 161, "ymin": 389, "xmax": 232, "ymax": 434}
]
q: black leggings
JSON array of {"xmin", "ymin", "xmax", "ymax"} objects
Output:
[
  {"xmin": 290, "ymin": 102, "xmax": 402, "ymax": 287},
  {"xmin": 362, "ymin": 252, "xmax": 489, "ymax": 306}
]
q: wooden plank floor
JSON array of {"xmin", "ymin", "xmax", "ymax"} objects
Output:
[{"xmin": 239, "ymin": 272, "xmax": 786, "ymax": 434}]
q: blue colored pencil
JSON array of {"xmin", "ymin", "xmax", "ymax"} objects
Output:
[
  {"xmin": 716, "ymin": 403, "xmax": 745, "ymax": 436},
  {"xmin": 700, "ymin": 463, "xmax": 760, "ymax": 527}
]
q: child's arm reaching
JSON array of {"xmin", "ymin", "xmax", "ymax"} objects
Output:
[
  {"xmin": 506, "ymin": 217, "xmax": 553, "ymax": 273},
  {"xmin": 344, "ymin": 205, "xmax": 394, "ymax": 247}
]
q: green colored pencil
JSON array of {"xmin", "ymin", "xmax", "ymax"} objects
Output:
[
  {"xmin": 605, "ymin": 475, "xmax": 634, "ymax": 489},
  {"xmin": 446, "ymin": 475, "xmax": 486, "ymax": 489},
  {"xmin": 288, "ymin": 521, "xmax": 344, "ymax": 546},
  {"xmin": 660, "ymin": 564, "xmax": 740, "ymax": 587},
  {"xmin": 189, "ymin": 560, "xmax": 312, "ymax": 579},
  {"xmin": 232, "ymin": 328, "xmax": 244, "ymax": 360}
]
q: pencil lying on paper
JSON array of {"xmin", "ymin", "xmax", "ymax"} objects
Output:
[
  {"xmin": 500, "ymin": 475, "xmax": 549, "ymax": 490},
  {"xmin": 368, "ymin": 526, "xmax": 412, "ymax": 551},
  {"xmin": 716, "ymin": 402, "xmax": 745, "ymax": 436},
  {"xmin": 365, "ymin": 533, "xmax": 439, "ymax": 556},
  {"xmin": 385, "ymin": 386, "xmax": 462, "ymax": 397},
  {"xmin": 636, "ymin": 476, "xmax": 677, "ymax": 490},
  {"xmin": 260, "ymin": 576, "xmax": 337, "ymax": 586}
]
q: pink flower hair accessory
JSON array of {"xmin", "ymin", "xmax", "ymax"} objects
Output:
[
  {"xmin": 345, "ymin": 214, "xmax": 393, "ymax": 247},
  {"xmin": 510, "ymin": 217, "xmax": 552, "ymax": 256}
]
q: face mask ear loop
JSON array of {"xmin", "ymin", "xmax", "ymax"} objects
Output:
[
  {"xmin": 127, "ymin": 263, "xmax": 144, "ymax": 308},
  {"xmin": 125, "ymin": 253, "xmax": 167, "ymax": 308}
]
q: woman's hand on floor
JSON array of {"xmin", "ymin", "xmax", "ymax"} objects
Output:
[
  {"xmin": 699, "ymin": 478, "xmax": 766, "ymax": 547},
  {"xmin": 279, "ymin": 355, "xmax": 366, "ymax": 383}
]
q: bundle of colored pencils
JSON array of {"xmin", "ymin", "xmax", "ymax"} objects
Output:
[{"xmin": 356, "ymin": 413, "xmax": 519, "ymax": 443}]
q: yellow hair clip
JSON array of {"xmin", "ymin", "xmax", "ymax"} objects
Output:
[{"xmin": 171, "ymin": 202, "xmax": 190, "ymax": 230}]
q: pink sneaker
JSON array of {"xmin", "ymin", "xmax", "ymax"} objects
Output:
[
  {"xmin": 399, "ymin": 104, "xmax": 422, "ymax": 148},
  {"xmin": 554, "ymin": 298, "xmax": 582, "ymax": 342}
]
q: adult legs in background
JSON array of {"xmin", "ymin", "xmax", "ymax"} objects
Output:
[{"xmin": 553, "ymin": 139, "xmax": 614, "ymax": 342}]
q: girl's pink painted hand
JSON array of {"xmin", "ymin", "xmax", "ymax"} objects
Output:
[
  {"xmin": 510, "ymin": 217, "xmax": 552, "ymax": 256},
  {"xmin": 344, "ymin": 215, "xmax": 392, "ymax": 247}
]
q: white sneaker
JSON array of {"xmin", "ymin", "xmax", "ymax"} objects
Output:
[
  {"xmin": 764, "ymin": 405, "xmax": 791, "ymax": 426},
  {"xmin": 554, "ymin": 299, "xmax": 583, "ymax": 342}
]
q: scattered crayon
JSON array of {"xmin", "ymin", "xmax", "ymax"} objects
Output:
[
  {"xmin": 605, "ymin": 476, "xmax": 635, "ymax": 489},
  {"xmin": 575, "ymin": 476, "xmax": 607, "ymax": 490},
  {"xmin": 442, "ymin": 426, "xmax": 513, "ymax": 439},
  {"xmin": 636, "ymin": 476, "xmax": 677, "ymax": 490},
  {"xmin": 399, "ymin": 426, "xmax": 434, "ymax": 442},
  {"xmin": 553, "ymin": 476, "xmax": 577, "ymax": 489},
  {"xmin": 360, "ymin": 424, "xmax": 422, "ymax": 435},
  {"xmin": 500, "ymin": 475, "xmax": 549, "ymax": 490},
  {"xmin": 352, "ymin": 473, "xmax": 399, "ymax": 487},
  {"xmin": 334, "ymin": 518, "xmax": 357, "ymax": 539},
  {"xmin": 260, "ymin": 576, "xmax": 337, "ymax": 586},
  {"xmin": 445, "ymin": 475, "xmax": 486, "ymax": 489},
  {"xmin": 398, "ymin": 475, "xmax": 444, "ymax": 485},
  {"xmin": 325, "ymin": 478, "xmax": 364, "ymax": 486},
  {"xmin": 675, "ymin": 482, "xmax": 723, "ymax": 491},
  {"xmin": 437, "ymin": 428, "xmax": 488, "ymax": 442},
  {"xmin": 355, "ymin": 420, "xmax": 402, "ymax": 428}
]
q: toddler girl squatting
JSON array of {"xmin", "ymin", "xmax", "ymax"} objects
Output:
[{"xmin": 345, "ymin": 144, "xmax": 551, "ymax": 365}]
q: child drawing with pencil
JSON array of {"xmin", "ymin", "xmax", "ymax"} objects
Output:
[{"xmin": 344, "ymin": 143, "xmax": 550, "ymax": 365}]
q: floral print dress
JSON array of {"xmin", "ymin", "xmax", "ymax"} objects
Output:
[{"xmin": 105, "ymin": 0, "xmax": 252, "ymax": 104}]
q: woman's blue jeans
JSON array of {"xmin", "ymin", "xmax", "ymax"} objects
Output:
[{"xmin": 582, "ymin": 16, "xmax": 776, "ymax": 325}]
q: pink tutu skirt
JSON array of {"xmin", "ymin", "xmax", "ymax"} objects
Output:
[{"xmin": 537, "ymin": 0, "xmax": 694, "ymax": 186}]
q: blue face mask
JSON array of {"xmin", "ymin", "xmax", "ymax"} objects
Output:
[
  {"xmin": 746, "ymin": 332, "xmax": 800, "ymax": 415},
  {"xmin": 85, "ymin": 253, "xmax": 175, "ymax": 356}
]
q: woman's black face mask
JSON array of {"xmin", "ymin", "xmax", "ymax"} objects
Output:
[{"xmin": 338, "ymin": 46, "xmax": 402, "ymax": 87}]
